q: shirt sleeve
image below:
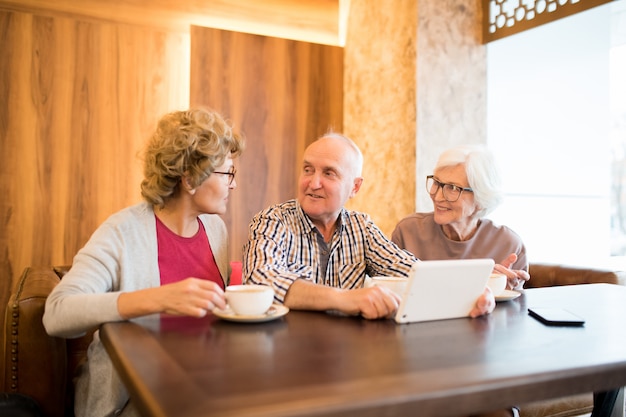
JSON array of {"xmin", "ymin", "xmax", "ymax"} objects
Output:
[
  {"xmin": 362, "ymin": 215, "xmax": 417, "ymax": 278},
  {"xmin": 243, "ymin": 211, "xmax": 313, "ymax": 303}
]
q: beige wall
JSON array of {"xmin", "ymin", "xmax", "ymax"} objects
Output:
[
  {"xmin": 343, "ymin": 0, "xmax": 417, "ymax": 235},
  {"xmin": 343, "ymin": 0, "xmax": 486, "ymax": 236},
  {"xmin": 416, "ymin": 0, "xmax": 487, "ymax": 213}
]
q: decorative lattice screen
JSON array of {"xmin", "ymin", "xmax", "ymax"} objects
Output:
[{"xmin": 483, "ymin": 0, "xmax": 613, "ymax": 43}]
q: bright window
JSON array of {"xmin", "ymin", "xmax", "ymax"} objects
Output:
[{"xmin": 486, "ymin": 0, "xmax": 626, "ymax": 270}]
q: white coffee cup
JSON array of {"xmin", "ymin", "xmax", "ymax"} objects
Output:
[
  {"xmin": 487, "ymin": 273, "xmax": 507, "ymax": 296},
  {"xmin": 369, "ymin": 276, "xmax": 409, "ymax": 296},
  {"xmin": 225, "ymin": 285, "xmax": 274, "ymax": 316}
]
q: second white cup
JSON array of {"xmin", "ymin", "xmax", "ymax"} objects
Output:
[{"xmin": 487, "ymin": 273, "xmax": 507, "ymax": 296}]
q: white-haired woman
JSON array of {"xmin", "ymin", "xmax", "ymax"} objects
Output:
[
  {"xmin": 391, "ymin": 144, "xmax": 529, "ymax": 291},
  {"xmin": 392, "ymin": 145, "xmax": 622, "ymax": 417}
]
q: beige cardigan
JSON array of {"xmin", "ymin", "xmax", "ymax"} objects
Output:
[{"xmin": 43, "ymin": 202, "xmax": 229, "ymax": 417}]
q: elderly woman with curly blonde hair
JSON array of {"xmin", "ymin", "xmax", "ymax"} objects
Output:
[{"xmin": 43, "ymin": 108, "xmax": 244, "ymax": 417}]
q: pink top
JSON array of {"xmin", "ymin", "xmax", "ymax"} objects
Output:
[{"xmin": 156, "ymin": 215, "xmax": 224, "ymax": 289}]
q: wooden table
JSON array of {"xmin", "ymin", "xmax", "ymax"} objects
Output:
[{"xmin": 100, "ymin": 284, "xmax": 626, "ymax": 417}]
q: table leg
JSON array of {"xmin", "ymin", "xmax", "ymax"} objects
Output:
[{"xmin": 610, "ymin": 388, "xmax": 624, "ymax": 417}]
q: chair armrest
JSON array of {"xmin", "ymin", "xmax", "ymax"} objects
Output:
[
  {"xmin": 527, "ymin": 263, "xmax": 620, "ymax": 289},
  {"xmin": 2, "ymin": 267, "xmax": 67, "ymax": 417}
]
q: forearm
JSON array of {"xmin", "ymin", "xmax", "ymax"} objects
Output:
[
  {"xmin": 44, "ymin": 290, "xmax": 122, "ymax": 338},
  {"xmin": 117, "ymin": 287, "xmax": 164, "ymax": 319},
  {"xmin": 118, "ymin": 279, "xmax": 226, "ymax": 319},
  {"xmin": 283, "ymin": 279, "xmax": 348, "ymax": 312}
]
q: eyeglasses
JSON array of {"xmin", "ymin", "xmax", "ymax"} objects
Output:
[
  {"xmin": 213, "ymin": 167, "xmax": 236, "ymax": 186},
  {"xmin": 426, "ymin": 175, "xmax": 473, "ymax": 202}
]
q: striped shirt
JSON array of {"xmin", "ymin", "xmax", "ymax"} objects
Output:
[{"xmin": 243, "ymin": 199, "xmax": 417, "ymax": 303}]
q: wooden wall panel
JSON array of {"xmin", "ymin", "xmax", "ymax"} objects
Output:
[
  {"xmin": 0, "ymin": 0, "xmax": 342, "ymax": 45},
  {"xmin": 0, "ymin": 9, "xmax": 189, "ymax": 294},
  {"xmin": 190, "ymin": 26, "xmax": 343, "ymax": 260}
]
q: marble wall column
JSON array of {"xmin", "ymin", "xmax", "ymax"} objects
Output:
[
  {"xmin": 344, "ymin": 0, "xmax": 486, "ymax": 236},
  {"xmin": 416, "ymin": 0, "xmax": 487, "ymax": 212}
]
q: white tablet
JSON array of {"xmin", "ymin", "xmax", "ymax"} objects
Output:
[{"xmin": 394, "ymin": 259, "xmax": 494, "ymax": 324}]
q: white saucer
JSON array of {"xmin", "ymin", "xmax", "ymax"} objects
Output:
[
  {"xmin": 495, "ymin": 290, "xmax": 521, "ymax": 302},
  {"xmin": 213, "ymin": 304, "xmax": 289, "ymax": 323}
]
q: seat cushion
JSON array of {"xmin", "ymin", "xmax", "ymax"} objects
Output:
[{"xmin": 520, "ymin": 393, "xmax": 593, "ymax": 417}]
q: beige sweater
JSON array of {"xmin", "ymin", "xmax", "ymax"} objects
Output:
[{"xmin": 391, "ymin": 212, "xmax": 528, "ymax": 271}]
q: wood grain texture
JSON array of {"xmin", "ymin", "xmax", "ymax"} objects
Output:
[
  {"xmin": 0, "ymin": 0, "xmax": 342, "ymax": 45},
  {"xmin": 100, "ymin": 285, "xmax": 626, "ymax": 417},
  {"xmin": 0, "ymin": 8, "xmax": 189, "ymax": 289},
  {"xmin": 0, "ymin": 0, "xmax": 343, "ymax": 291},
  {"xmin": 190, "ymin": 26, "xmax": 343, "ymax": 261}
]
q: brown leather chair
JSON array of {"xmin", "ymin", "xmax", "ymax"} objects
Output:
[
  {"xmin": 1, "ymin": 266, "xmax": 92, "ymax": 417},
  {"xmin": 0, "ymin": 261, "xmax": 241, "ymax": 417},
  {"xmin": 520, "ymin": 263, "xmax": 623, "ymax": 417},
  {"xmin": 526, "ymin": 263, "xmax": 621, "ymax": 289}
]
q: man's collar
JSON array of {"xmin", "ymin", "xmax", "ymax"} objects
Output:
[{"xmin": 294, "ymin": 200, "xmax": 346, "ymax": 235}]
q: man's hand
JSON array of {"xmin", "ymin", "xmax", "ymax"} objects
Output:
[
  {"xmin": 283, "ymin": 279, "xmax": 401, "ymax": 319},
  {"xmin": 344, "ymin": 286, "xmax": 403, "ymax": 319}
]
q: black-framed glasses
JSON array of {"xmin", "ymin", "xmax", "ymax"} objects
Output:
[
  {"xmin": 213, "ymin": 167, "xmax": 236, "ymax": 186},
  {"xmin": 426, "ymin": 175, "xmax": 473, "ymax": 202}
]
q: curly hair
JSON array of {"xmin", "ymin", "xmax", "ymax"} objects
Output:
[{"xmin": 140, "ymin": 108, "xmax": 244, "ymax": 207}]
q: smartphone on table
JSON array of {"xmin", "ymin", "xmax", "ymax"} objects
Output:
[{"xmin": 528, "ymin": 307, "xmax": 585, "ymax": 326}]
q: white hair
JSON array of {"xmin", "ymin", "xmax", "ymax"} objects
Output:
[{"xmin": 435, "ymin": 144, "xmax": 503, "ymax": 217}]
